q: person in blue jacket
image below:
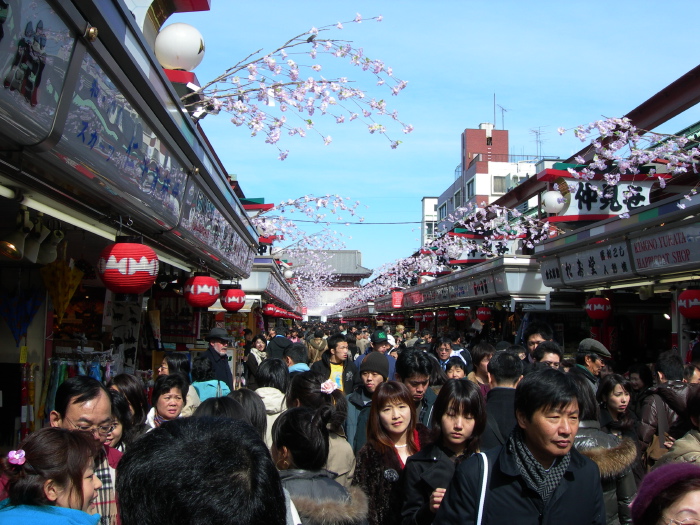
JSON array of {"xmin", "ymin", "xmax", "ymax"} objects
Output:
[{"xmin": 0, "ymin": 427, "xmax": 103, "ymax": 525}]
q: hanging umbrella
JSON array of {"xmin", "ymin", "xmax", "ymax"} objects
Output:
[
  {"xmin": 0, "ymin": 288, "xmax": 44, "ymax": 347},
  {"xmin": 40, "ymin": 259, "xmax": 84, "ymax": 324}
]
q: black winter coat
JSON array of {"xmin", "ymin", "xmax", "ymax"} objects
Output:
[
  {"xmin": 575, "ymin": 421, "xmax": 637, "ymax": 525},
  {"xmin": 434, "ymin": 445, "xmax": 606, "ymax": 525},
  {"xmin": 203, "ymin": 346, "xmax": 233, "ymax": 390},
  {"xmin": 480, "ymin": 387, "xmax": 517, "ymax": 451},
  {"xmin": 352, "ymin": 426, "xmax": 432, "ymax": 525},
  {"xmin": 401, "ymin": 443, "xmax": 467, "ymax": 525},
  {"xmin": 280, "ymin": 469, "xmax": 368, "ymax": 525}
]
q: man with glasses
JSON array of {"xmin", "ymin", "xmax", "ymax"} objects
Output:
[
  {"xmin": 49, "ymin": 375, "xmax": 119, "ymax": 525},
  {"xmin": 203, "ymin": 327, "xmax": 234, "ymax": 390},
  {"xmin": 571, "ymin": 338, "xmax": 611, "ymax": 397}
]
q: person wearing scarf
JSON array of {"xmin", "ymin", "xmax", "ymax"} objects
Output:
[{"xmin": 434, "ymin": 368, "xmax": 605, "ymax": 525}]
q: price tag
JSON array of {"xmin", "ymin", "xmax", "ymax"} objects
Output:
[{"xmin": 19, "ymin": 346, "xmax": 28, "ymax": 364}]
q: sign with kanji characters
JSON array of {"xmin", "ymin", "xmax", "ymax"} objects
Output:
[
  {"xmin": 559, "ymin": 181, "xmax": 653, "ymax": 219},
  {"xmin": 559, "ymin": 242, "xmax": 634, "ymax": 285}
]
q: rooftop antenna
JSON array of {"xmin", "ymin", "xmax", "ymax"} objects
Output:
[
  {"xmin": 497, "ymin": 104, "xmax": 509, "ymax": 130},
  {"xmin": 530, "ymin": 126, "xmax": 548, "ymax": 157}
]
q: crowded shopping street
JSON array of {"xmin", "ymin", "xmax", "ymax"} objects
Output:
[{"xmin": 2, "ymin": 1, "xmax": 700, "ymax": 524}]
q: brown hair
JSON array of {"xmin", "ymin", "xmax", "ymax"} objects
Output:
[
  {"xmin": 366, "ymin": 381, "xmax": 418, "ymax": 455},
  {"xmin": 0, "ymin": 427, "xmax": 100, "ymax": 507}
]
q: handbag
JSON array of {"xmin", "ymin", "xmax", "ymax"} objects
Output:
[
  {"xmin": 642, "ymin": 394, "xmax": 669, "ymax": 470},
  {"xmin": 476, "ymin": 452, "xmax": 490, "ymax": 525}
]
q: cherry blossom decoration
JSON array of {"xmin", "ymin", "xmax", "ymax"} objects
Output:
[{"xmin": 181, "ymin": 15, "xmax": 412, "ymax": 159}]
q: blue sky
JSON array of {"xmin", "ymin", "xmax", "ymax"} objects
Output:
[{"xmin": 169, "ymin": 1, "xmax": 700, "ymax": 273}]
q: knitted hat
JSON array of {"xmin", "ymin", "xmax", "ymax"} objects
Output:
[
  {"xmin": 630, "ymin": 463, "xmax": 700, "ymax": 524},
  {"xmin": 361, "ymin": 352, "xmax": 390, "ymax": 380}
]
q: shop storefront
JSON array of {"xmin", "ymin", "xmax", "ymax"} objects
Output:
[{"xmin": 0, "ymin": 0, "xmax": 258, "ymax": 445}]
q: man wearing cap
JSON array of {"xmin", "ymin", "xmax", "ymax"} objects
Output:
[
  {"xmin": 204, "ymin": 327, "xmax": 234, "ymax": 390},
  {"xmin": 346, "ymin": 351, "xmax": 389, "ymax": 453},
  {"xmin": 570, "ymin": 338, "xmax": 611, "ymax": 396},
  {"xmin": 354, "ymin": 330, "xmax": 396, "ymax": 380}
]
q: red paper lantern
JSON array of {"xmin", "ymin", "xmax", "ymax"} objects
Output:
[
  {"xmin": 454, "ymin": 309, "xmax": 468, "ymax": 322},
  {"xmin": 679, "ymin": 290, "xmax": 700, "ymax": 319},
  {"xmin": 97, "ymin": 242, "xmax": 158, "ymax": 294},
  {"xmin": 413, "ymin": 313, "xmax": 422, "ymax": 321},
  {"xmin": 476, "ymin": 307, "xmax": 492, "ymax": 322},
  {"xmin": 262, "ymin": 304, "xmax": 275, "ymax": 316},
  {"xmin": 184, "ymin": 275, "xmax": 220, "ymax": 308},
  {"xmin": 437, "ymin": 310, "xmax": 449, "ymax": 321},
  {"xmin": 220, "ymin": 288, "xmax": 246, "ymax": 312},
  {"xmin": 423, "ymin": 311, "xmax": 435, "ymax": 321},
  {"xmin": 391, "ymin": 290, "xmax": 404, "ymax": 309},
  {"xmin": 585, "ymin": 297, "xmax": 612, "ymax": 320}
]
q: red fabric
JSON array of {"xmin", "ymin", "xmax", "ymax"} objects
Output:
[
  {"xmin": 104, "ymin": 444, "xmax": 122, "ymax": 468},
  {"xmin": 394, "ymin": 429, "xmax": 422, "ymax": 468}
]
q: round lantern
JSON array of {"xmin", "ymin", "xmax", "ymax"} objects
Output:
[
  {"xmin": 542, "ymin": 190, "xmax": 566, "ymax": 214},
  {"xmin": 454, "ymin": 309, "xmax": 468, "ymax": 322},
  {"xmin": 220, "ymin": 288, "xmax": 246, "ymax": 312},
  {"xmin": 678, "ymin": 290, "xmax": 700, "ymax": 319},
  {"xmin": 585, "ymin": 297, "xmax": 612, "ymax": 320},
  {"xmin": 476, "ymin": 306, "xmax": 492, "ymax": 322},
  {"xmin": 154, "ymin": 23, "xmax": 205, "ymax": 71},
  {"xmin": 97, "ymin": 242, "xmax": 158, "ymax": 294},
  {"xmin": 423, "ymin": 311, "xmax": 435, "ymax": 321},
  {"xmin": 391, "ymin": 290, "xmax": 404, "ymax": 309},
  {"xmin": 184, "ymin": 274, "xmax": 220, "ymax": 308},
  {"xmin": 263, "ymin": 304, "xmax": 276, "ymax": 316},
  {"xmin": 437, "ymin": 310, "xmax": 449, "ymax": 321},
  {"xmin": 413, "ymin": 313, "xmax": 422, "ymax": 321}
]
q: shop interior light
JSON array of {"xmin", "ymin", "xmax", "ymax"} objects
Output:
[
  {"xmin": 23, "ymin": 213, "xmax": 51, "ymax": 264},
  {"xmin": 0, "ymin": 206, "xmax": 32, "ymax": 260},
  {"xmin": 36, "ymin": 229, "xmax": 65, "ymax": 265}
]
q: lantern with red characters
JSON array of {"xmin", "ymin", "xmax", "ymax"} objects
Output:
[
  {"xmin": 454, "ymin": 309, "xmax": 468, "ymax": 322},
  {"xmin": 585, "ymin": 297, "xmax": 612, "ymax": 320},
  {"xmin": 476, "ymin": 307, "xmax": 492, "ymax": 322},
  {"xmin": 678, "ymin": 289, "xmax": 700, "ymax": 319},
  {"xmin": 184, "ymin": 273, "xmax": 220, "ymax": 309},
  {"xmin": 437, "ymin": 310, "xmax": 449, "ymax": 321},
  {"xmin": 220, "ymin": 287, "xmax": 246, "ymax": 312},
  {"xmin": 97, "ymin": 239, "xmax": 159, "ymax": 295}
]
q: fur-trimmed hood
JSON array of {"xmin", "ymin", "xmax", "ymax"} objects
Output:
[
  {"xmin": 281, "ymin": 469, "xmax": 368, "ymax": 525},
  {"xmin": 575, "ymin": 421, "xmax": 637, "ymax": 479}
]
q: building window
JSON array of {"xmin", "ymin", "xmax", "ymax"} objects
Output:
[
  {"xmin": 466, "ymin": 179, "xmax": 475, "ymax": 199},
  {"xmin": 426, "ymin": 221, "xmax": 436, "ymax": 239},
  {"xmin": 493, "ymin": 176, "xmax": 507, "ymax": 194},
  {"xmin": 438, "ymin": 203, "xmax": 447, "ymax": 220},
  {"xmin": 454, "ymin": 189, "xmax": 462, "ymax": 209}
]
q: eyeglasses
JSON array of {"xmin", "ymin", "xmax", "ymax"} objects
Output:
[
  {"xmin": 541, "ymin": 361, "xmax": 561, "ymax": 369},
  {"xmin": 65, "ymin": 418, "xmax": 115, "ymax": 436},
  {"xmin": 664, "ymin": 517, "xmax": 700, "ymax": 525}
]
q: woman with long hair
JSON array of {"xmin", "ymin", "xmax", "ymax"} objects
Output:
[
  {"xmin": 107, "ymin": 373, "xmax": 149, "ymax": 428},
  {"xmin": 0, "ymin": 427, "xmax": 102, "ymax": 524},
  {"xmin": 352, "ymin": 381, "xmax": 431, "ymax": 525},
  {"xmin": 401, "ymin": 379, "xmax": 487, "ymax": 525},
  {"xmin": 246, "ymin": 335, "xmax": 267, "ymax": 391},
  {"xmin": 287, "ymin": 371, "xmax": 354, "ymax": 488}
]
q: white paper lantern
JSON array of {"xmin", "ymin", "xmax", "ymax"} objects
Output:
[
  {"xmin": 542, "ymin": 191, "xmax": 565, "ymax": 214},
  {"xmin": 155, "ymin": 23, "xmax": 205, "ymax": 71}
]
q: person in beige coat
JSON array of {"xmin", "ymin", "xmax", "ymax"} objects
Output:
[
  {"xmin": 253, "ymin": 358, "xmax": 290, "ymax": 447},
  {"xmin": 654, "ymin": 388, "xmax": 700, "ymax": 468}
]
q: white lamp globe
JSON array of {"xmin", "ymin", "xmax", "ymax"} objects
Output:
[
  {"xmin": 283, "ymin": 269, "xmax": 294, "ymax": 279},
  {"xmin": 155, "ymin": 23, "xmax": 205, "ymax": 71},
  {"xmin": 542, "ymin": 190, "xmax": 565, "ymax": 214}
]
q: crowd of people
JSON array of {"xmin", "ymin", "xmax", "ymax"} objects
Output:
[{"xmin": 1, "ymin": 320, "xmax": 700, "ymax": 525}]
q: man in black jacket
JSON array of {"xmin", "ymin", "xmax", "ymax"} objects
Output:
[
  {"xmin": 435, "ymin": 368, "xmax": 605, "ymax": 525},
  {"xmin": 310, "ymin": 333, "xmax": 358, "ymax": 394},
  {"xmin": 480, "ymin": 350, "xmax": 523, "ymax": 451},
  {"xmin": 203, "ymin": 327, "xmax": 233, "ymax": 390}
]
